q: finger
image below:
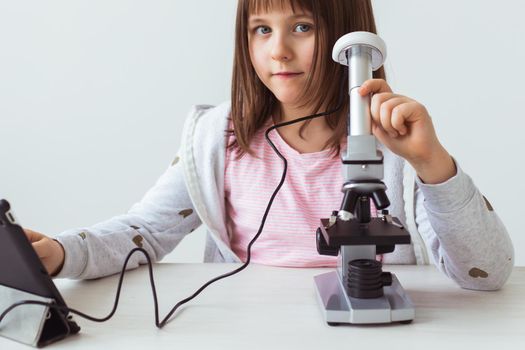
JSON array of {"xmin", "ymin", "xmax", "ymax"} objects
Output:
[
  {"xmin": 371, "ymin": 121, "xmax": 390, "ymax": 144},
  {"xmin": 32, "ymin": 239, "xmax": 53, "ymax": 259},
  {"xmin": 396, "ymin": 101, "xmax": 428, "ymax": 131},
  {"xmin": 24, "ymin": 228, "xmax": 43, "ymax": 243},
  {"xmin": 391, "ymin": 103, "xmax": 413, "ymax": 135},
  {"xmin": 359, "ymin": 79, "xmax": 393, "ymax": 95},
  {"xmin": 391, "ymin": 103, "xmax": 408, "ymax": 136},
  {"xmin": 379, "ymin": 97, "xmax": 411, "ymax": 137},
  {"xmin": 370, "ymin": 93, "xmax": 399, "ymax": 130}
]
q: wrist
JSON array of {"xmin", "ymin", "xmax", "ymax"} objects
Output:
[
  {"xmin": 410, "ymin": 146, "xmax": 457, "ymax": 184},
  {"xmin": 51, "ymin": 239, "xmax": 65, "ymax": 277}
]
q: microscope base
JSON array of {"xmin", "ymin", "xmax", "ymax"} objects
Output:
[{"xmin": 314, "ymin": 270, "xmax": 415, "ymax": 325}]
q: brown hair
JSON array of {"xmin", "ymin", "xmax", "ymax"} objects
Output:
[{"xmin": 227, "ymin": 0, "xmax": 386, "ymax": 159}]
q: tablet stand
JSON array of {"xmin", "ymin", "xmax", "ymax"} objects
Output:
[{"xmin": 0, "ymin": 283, "xmax": 76, "ymax": 347}]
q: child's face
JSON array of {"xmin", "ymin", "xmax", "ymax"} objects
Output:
[{"xmin": 248, "ymin": 5, "xmax": 315, "ymax": 108}]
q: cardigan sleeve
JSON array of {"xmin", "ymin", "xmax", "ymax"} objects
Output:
[
  {"xmin": 54, "ymin": 113, "xmax": 202, "ymax": 280},
  {"xmin": 414, "ymin": 158, "xmax": 514, "ymax": 290}
]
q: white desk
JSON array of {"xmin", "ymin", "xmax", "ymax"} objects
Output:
[{"xmin": 1, "ymin": 264, "xmax": 524, "ymax": 349}]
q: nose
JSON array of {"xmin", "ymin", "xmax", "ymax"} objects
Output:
[{"xmin": 270, "ymin": 32, "xmax": 293, "ymax": 62}]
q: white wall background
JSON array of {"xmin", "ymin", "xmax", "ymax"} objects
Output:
[{"xmin": 1, "ymin": 0, "xmax": 523, "ymax": 265}]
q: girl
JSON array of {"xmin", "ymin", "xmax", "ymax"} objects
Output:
[{"xmin": 25, "ymin": 0, "xmax": 513, "ymax": 291}]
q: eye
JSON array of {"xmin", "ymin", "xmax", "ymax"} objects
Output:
[
  {"xmin": 255, "ymin": 26, "xmax": 271, "ymax": 35},
  {"xmin": 294, "ymin": 24, "xmax": 312, "ymax": 33}
]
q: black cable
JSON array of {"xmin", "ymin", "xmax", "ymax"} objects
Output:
[{"xmin": 0, "ymin": 70, "xmax": 348, "ymax": 329}]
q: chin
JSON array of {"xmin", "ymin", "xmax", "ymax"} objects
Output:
[{"xmin": 272, "ymin": 91, "xmax": 300, "ymax": 105}]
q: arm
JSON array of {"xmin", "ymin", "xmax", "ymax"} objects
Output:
[
  {"xmin": 359, "ymin": 79, "xmax": 514, "ymax": 290},
  {"xmin": 413, "ymin": 159, "xmax": 514, "ymax": 290},
  {"xmin": 54, "ymin": 154, "xmax": 201, "ymax": 280}
]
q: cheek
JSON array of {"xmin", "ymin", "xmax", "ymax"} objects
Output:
[
  {"xmin": 249, "ymin": 41, "xmax": 268, "ymax": 78},
  {"xmin": 301, "ymin": 37, "xmax": 316, "ymax": 73}
]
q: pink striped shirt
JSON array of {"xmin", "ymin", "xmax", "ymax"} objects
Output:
[{"xmin": 224, "ymin": 118, "xmax": 377, "ymax": 267}]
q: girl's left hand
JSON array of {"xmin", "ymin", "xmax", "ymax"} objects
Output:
[{"xmin": 359, "ymin": 78, "xmax": 457, "ymax": 184}]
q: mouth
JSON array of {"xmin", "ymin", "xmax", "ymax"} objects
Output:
[{"xmin": 273, "ymin": 72, "xmax": 304, "ymax": 78}]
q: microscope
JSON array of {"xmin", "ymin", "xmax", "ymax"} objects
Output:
[{"xmin": 314, "ymin": 32, "xmax": 415, "ymax": 325}]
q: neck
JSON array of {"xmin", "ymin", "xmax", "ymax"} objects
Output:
[
  {"xmin": 273, "ymin": 102, "xmax": 331, "ymax": 135},
  {"xmin": 274, "ymin": 102, "xmax": 315, "ymax": 122}
]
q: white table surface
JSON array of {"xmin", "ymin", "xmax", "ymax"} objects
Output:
[{"xmin": 1, "ymin": 264, "xmax": 524, "ymax": 349}]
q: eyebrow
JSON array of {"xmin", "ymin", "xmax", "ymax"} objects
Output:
[{"xmin": 248, "ymin": 14, "xmax": 313, "ymax": 25}]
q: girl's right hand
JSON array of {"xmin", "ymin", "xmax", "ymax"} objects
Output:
[{"xmin": 23, "ymin": 228, "xmax": 65, "ymax": 276}]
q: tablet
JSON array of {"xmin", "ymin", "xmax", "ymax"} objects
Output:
[{"xmin": 0, "ymin": 199, "xmax": 80, "ymax": 345}]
